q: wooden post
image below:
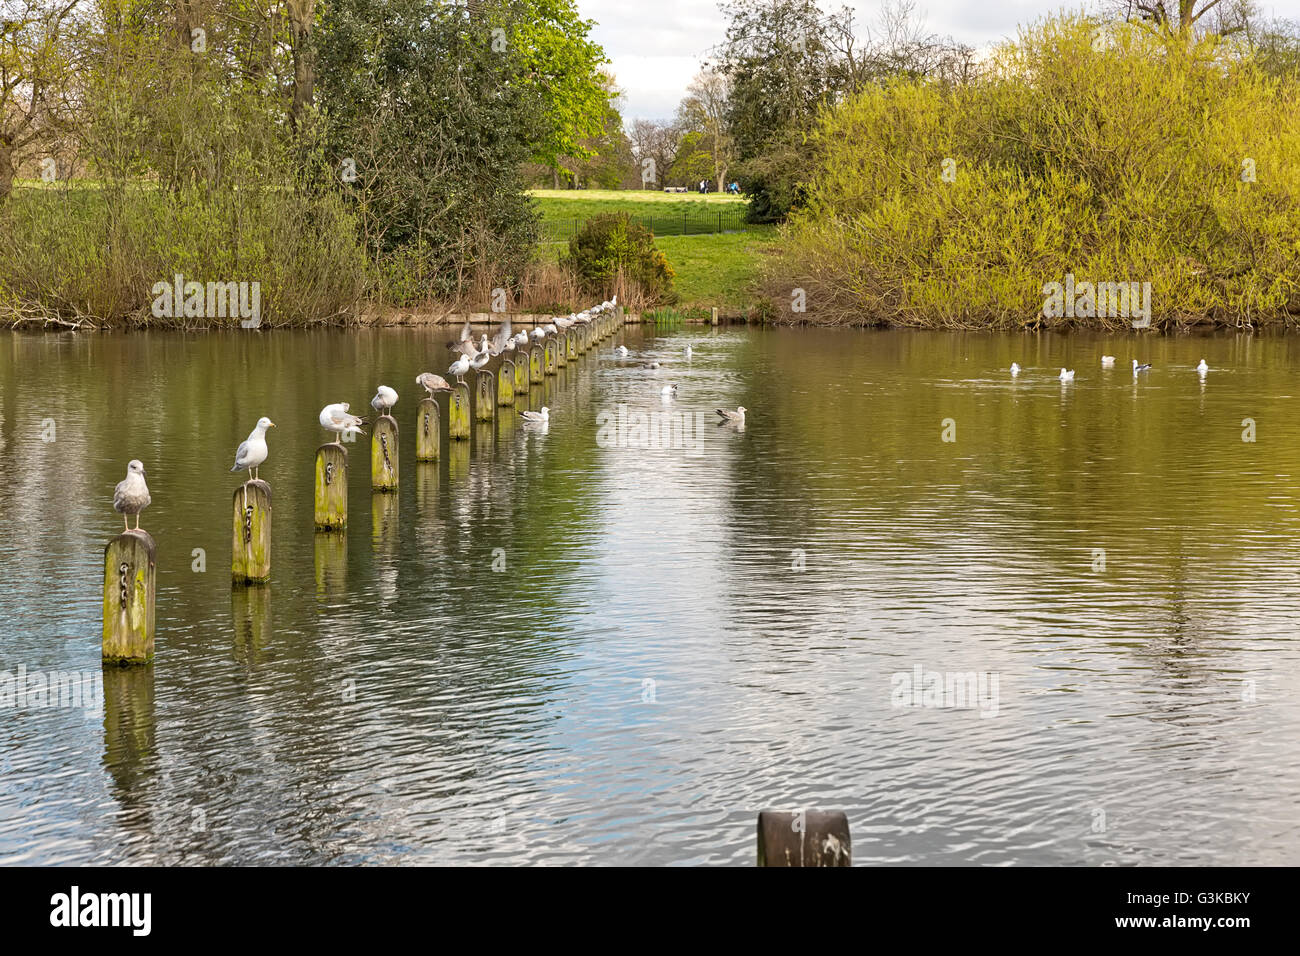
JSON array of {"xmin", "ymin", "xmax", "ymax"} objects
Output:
[
  {"xmin": 711, "ymin": 306, "xmax": 719, "ymax": 326},
  {"xmin": 529, "ymin": 346, "xmax": 544, "ymax": 384},
  {"xmin": 498, "ymin": 360, "xmax": 515, "ymax": 405},
  {"xmin": 544, "ymin": 339, "xmax": 557, "ymax": 375},
  {"xmin": 416, "ymin": 397, "xmax": 440, "ymax": 461},
  {"xmin": 314, "ymin": 443, "xmax": 348, "ymax": 531},
  {"xmin": 102, "ymin": 530, "xmax": 156, "ymax": 665},
  {"xmin": 617, "ymin": 305, "xmax": 625, "ymax": 326},
  {"xmin": 513, "ymin": 354, "xmax": 529, "ymax": 394},
  {"xmin": 567, "ymin": 331, "xmax": 578, "ymax": 360},
  {"xmin": 231, "ymin": 479, "xmax": 271, "ymax": 584},
  {"xmin": 756, "ymin": 811, "xmax": 851, "ymax": 867},
  {"xmin": 449, "ymin": 382, "xmax": 471, "ymax": 439},
  {"xmin": 555, "ymin": 333, "xmax": 568, "ymax": 367},
  {"xmin": 371, "ymin": 415, "xmax": 399, "ymax": 491},
  {"xmin": 475, "ymin": 369, "xmax": 495, "ymax": 422}
]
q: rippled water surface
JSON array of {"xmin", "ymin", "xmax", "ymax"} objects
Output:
[{"xmin": 2, "ymin": 326, "xmax": 1299, "ymax": 865}]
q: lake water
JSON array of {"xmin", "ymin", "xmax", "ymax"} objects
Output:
[{"xmin": 2, "ymin": 325, "xmax": 1298, "ymax": 865}]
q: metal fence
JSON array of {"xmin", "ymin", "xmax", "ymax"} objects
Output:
[{"xmin": 542, "ymin": 208, "xmax": 749, "ymax": 242}]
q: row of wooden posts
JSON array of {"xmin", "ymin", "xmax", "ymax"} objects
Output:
[{"xmin": 102, "ymin": 308, "xmax": 623, "ymax": 667}]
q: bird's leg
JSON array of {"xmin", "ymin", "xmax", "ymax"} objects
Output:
[
  {"xmin": 123, "ymin": 515, "xmax": 129, "ymax": 532},
  {"xmin": 134, "ymin": 514, "xmax": 141, "ymax": 531}
]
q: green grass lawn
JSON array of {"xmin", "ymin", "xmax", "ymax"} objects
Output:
[{"xmin": 531, "ymin": 189, "xmax": 772, "ymax": 312}]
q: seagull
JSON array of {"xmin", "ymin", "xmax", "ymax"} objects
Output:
[
  {"xmin": 521, "ymin": 407, "xmax": 549, "ymax": 424},
  {"xmin": 661, "ymin": 384, "xmax": 678, "ymax": 400},
  {"xmin": 684, "ymin": 345, "xmax": 693, "ymax": 359},
  {"xmin": 554, "ymin": 315, "xmax": 575, "ymax": 330},
  {"xmin": 645, "ymin": 361, "xmax": 660, "ymax": 369},
  {"xmin": 716, "ymin": 406, "xmax": 746, "ymax": 425},
  {"xmin": 515, "ymin": 331, "xmax": 530, "ymax": 349},
  {"xmin": 449, "ymin": 354, "xmax": 471, "ymax": 382},
  {"xmin": 490, "ymin": 318, "xmax": 513, "ymax": 355},
  {"xmin": 1010, "ymin": 362, "xmax": 1021, "ymax": 376},
  {"xmin": 470, "ymin": 350, "xmax": 491, "ymax": 373},
  {"xmin": 615, "ymin": 345, "xmax": 628, "ymax": 356},
  {"xmin": 544, "ymin": 323, "xmax": 558, "ymax": 336},
  {"xmin": 1101, "ymin": 355, "xmax": 1115, "ymax": 367},
  {"xmin": 1059, "ymin": 368, "xmax": 1075, "ymax": 382},
  {"xmin": 1133, "ymin": 359, "xmax": 1152, "ymax": 374},
  {"xmin": 416, "ymin": 372, "xmax": 453, "ymax": 396},
  {"xmin": 1196, "ymin": 359, "xmax": 1209, "ymax": 374},
  {"xmin": 370, "ymin": 385, "xmax": 398, "ymax": 417},
  {"xmin": 530, "ymin": 327, "xmax": 547, "ymax": 343},
  {"xmin": 447, "ymin": 320, "xmax": 478, "ymax": 358},
  {"xmin": 230, "ymin": 417, "xmax": 275, "ymax": 481},
  {"xmin": 113, "ymin": 460, "xmax": 151, "ymax": 532},
  {"xmin": 319, "ymin": 403, "xmax": 367, "ymax": 443}
]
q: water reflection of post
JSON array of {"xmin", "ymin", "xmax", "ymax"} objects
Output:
[
  {"xmin": 314, "ymin": 531, "xmax": 347, "ymax": 596},
  {"xmin": 447, "ymin": 435, "xmax": 470, "ymax": 485},
  {"xmin": 415, "ymin": 461, "xmax": 441, "ymax": 516},
  {"xmin": 372, "ymin": 492, "xmax": 399, "ymax": 604},
  {"xmin": 101, "ymin": 664, "xmax": 156, "ymax": 805},
  {"xmin": 231, "ymin": 585, "xmax": 272, "ymax": 664},
  {"xmin": 473, "ymin": 420, "xmax": 495, "ymax": 456}
]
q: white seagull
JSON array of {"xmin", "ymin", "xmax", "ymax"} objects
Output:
[
  {"xmin": 1196, "ymin": 359, "xmax": 1209, "ymax": 375},
  {"xmin": 521, "ymin": 407, "xmax": 549, "ymax": 424},
  {"xmin": 661, "ymin": 384, "xmax": 678, "ymax": 400},
  {"xmin": 1133, "ymin": 359, "xmax": 1152, "ymax": 375},
  {"xmin": 230, "ymin": 416, "xmax": 275, "ymax": 481},
  {"xmin": 1101, "ymin": 355, "xmax": 1116, "ymax": 367},
  {"xmin": 370, "ymin": 385, "xmax": 398, "ymax": 417},
  {"xmin": 1059, "ymin": 368, "xmax": 1075, "ymax": 382},
  {"xmin": 716, "ymin": 406, "xmax": 746, "ymax": 425},
  {"xmin": 1010, "ymin": 362, "xmax": 1021, "ymax": 376},
  {"xmin": 684, "ymin": 345, "xmax": 693, "ymax": 359},
  {"xmin": 449, "ymin": 354, "xmax": 471, "ymax": 382},
  {"xmin": 319, "ymin": 403, "xmax": 367, "ymax": 443},
  {"xmin": 113, "ymin": 460, "xmax": 151, "ymax": 532},
  {"xmin": 615, "ymin": 345, "xmax": 628, "ymax": 356}
]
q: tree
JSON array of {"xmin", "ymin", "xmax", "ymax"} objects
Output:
[
  {"xmin": 0, "ymin": 0, "xmax": 81, "ymax": 201},
  {"xmin": 628, "ymin": 117, "xmax": 681, "ymax": 189},
  {"xmin": 675, "ymin": 68, "xmax": 732, "ymax": 191}
]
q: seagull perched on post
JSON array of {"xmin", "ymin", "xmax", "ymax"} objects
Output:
[
  {"xmin": 319, "ymin": 403, "xmax": 367, "ymax": 444},
  {"xmin": 416, "ymin": 372, "xmax": 453, "ymax": 396},
  {"xmin": 113, "ymin": 460, "xmax": 151, "ymax": 532},
  {"xmin": 470, "ymin": 349, "xmax": 491, "ymax": 373},
  {"xmin": 230, "ymin": 417, "xmax": 275, "ymax": 481},
  {"xmin": 370, "ymin": 385, "xmax": 398, "ymax": 417},
  {"xmin": 449, "ymin": 354, "xmax": 471, "ymax": 383}
]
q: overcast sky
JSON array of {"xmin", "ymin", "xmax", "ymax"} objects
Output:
[{"xmin": 581, "ymin": 0, "xmax": 1291, "ymax": 121}]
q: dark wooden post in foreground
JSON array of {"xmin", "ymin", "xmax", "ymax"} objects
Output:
[
  {"xmin": 475, "ymin": 369, "xmax": 495, "ymax": 422},
  {"xmin": 231, "ymin": 479, "xmax": 271, "ymax": 584},
  {"xmin": 757, "ymin": 811, "xmax": 851, "ymax": 867},
  {"xmin": 498, "ymin": 360, "xmax": 515, "ymax": 406},
  {"xmin": 449, "ymin": 382, "xmax": 471, "ymax": 439},
  {"xmin": 314, "ymin": 443, "xmax": 348, "ymax": 531},
  {"xmin": 103, "ymin": 530, "xmax": 156, "ymax": 665},
  {"xmin": 544, "ymin": 339, "xmax": 558, "ymax": 375},
  {"xmin": 371, "ymin": 415, "xmax": 399, "ymax": 491},
  {"xmin": 529, "ymin": 346, "xmax": 544, "ymax": 384},
  {"xmin": 416, "ymin": 397, "xmax": 440, "ymax": 461}
]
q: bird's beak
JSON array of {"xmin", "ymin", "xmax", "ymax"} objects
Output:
[{"xmin": 268, "ymin": 422, "xmax": 276, "ymax": 428}]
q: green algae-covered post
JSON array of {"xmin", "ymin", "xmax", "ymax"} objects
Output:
[
  {"xmin": 371, "ymin": 415, "xmax": 399, "ymax": 491},
  {"xmin": 756, "ymin": 811, "xmax": 851, "ymax": 867},
  {"xmin": 314, "ymin": 443, "xmax": 348, "ymax": 531},
  {"xmin": 449, "ymin": 382, "xmax": 471, "ymax": 440},
  {"xmin": 416, "ymin": 397, "xmax": 440, "ymax": 461},
  {"xmin": 544, "ymin": 339, "xmax": 558, "ymax": 375},
  {"xmin": 529, "ymin": 346, "xmax": 544, "ymax": 385},
  {"xmin": 568, "ymin": 330, "xmax": 579, "ymax": 360},
  {"xmin": 231, "ymin": 479, "xmax": 271, "ymax": 585},
  {"xmin": 555, "ymin": 333, "xmax": 568, "ymax": 368},
  {"xmin": 498, "ymin": 360, "xmax": 515, "ymax": 406},
  {"xmin": 514, "ymin": 354, "xmax": 529, "ymax": 394},
  {"xmin": 475, "ymin": 369, "xmax": 495, "ymax": 422},
  {"xmin": 103, "ymin": 530, "xmax": 156, "ymax": 665}
]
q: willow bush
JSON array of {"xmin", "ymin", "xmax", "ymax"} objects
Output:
[{"xmin": 767, "ymin": 16, "xmax": 1300, "ymax": 329}]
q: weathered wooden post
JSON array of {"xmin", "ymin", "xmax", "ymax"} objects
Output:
[
  {"xmin": 371, "ymin": 415, "xmax": 399, "ymax": 491},
  {"xmin": 231, "ymin": 479, "xmax": 271, "ymax": 584},
  {"xmin": 416, "ymin": 398, "xmax": 440, "ymax": 461},
  {"xmin": 555, "ymin": 333, "xmax": 567, "ymax": 368},
  {"xmin": 567, "ymin": 330, "xmax": 578, "ymax": 360},
  {"xmin": 498, "ymin": 360, "xmax": 516, "ymax": 406},
  {"xmin": 529, "ymin": 346, "xmax": 544, "ymax": 384},
  {"xmin": 756, "ymin": 811, "xmax": 851, "ymax": 867},
  {"xmin": 544, "ymin": 339, "xmax": 558, "ymax": 375},
  {"xmin": 103, "ymin": 530, "xmax": 156, "ymax": 665},
  {"xmin": 314, "ymin": 443, "xmax": 348, "ymax": 530},
  {"xmin": 514, "ymin": 353, "xmax": 529, "ymax": 394},
  {"xmin": 616, "ymin": 305, "xmax": 625, "ymax": 327},
  {"xmin": 475, "ymin": 369, "xmax": 495, "ymax": 422},
  {"xmin": 711, "ymin": 306, "xmax": 719, "ymax": 326},
  {"xmin": 449, "ymin": 382, "xmax": 471, "ymax": 440}
]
